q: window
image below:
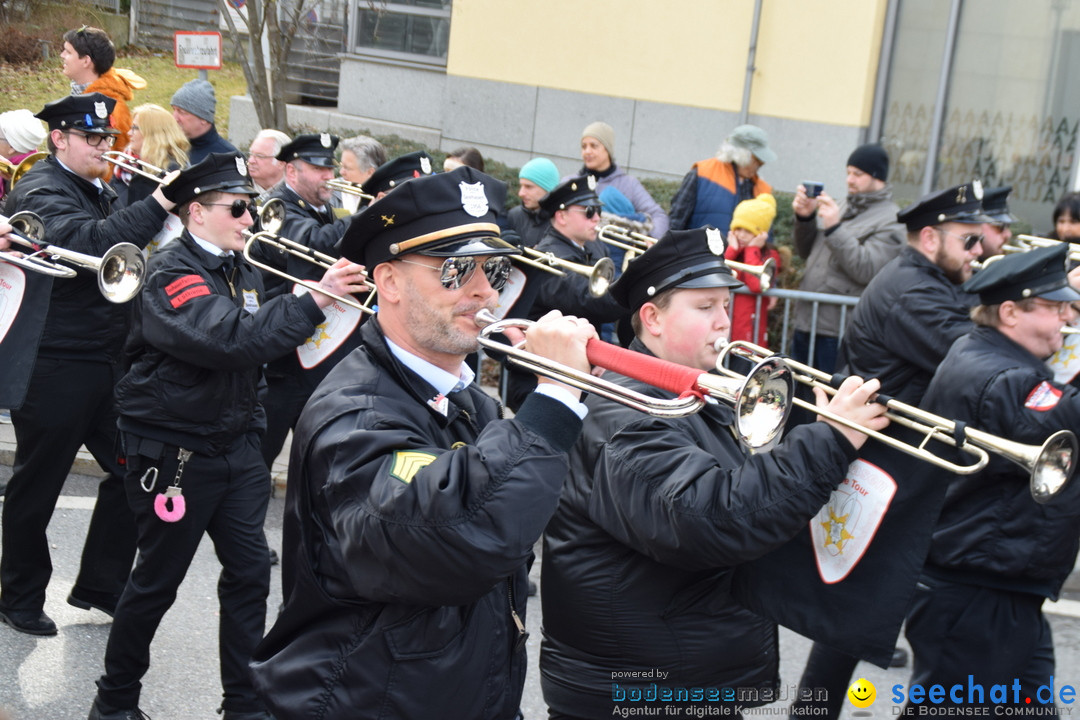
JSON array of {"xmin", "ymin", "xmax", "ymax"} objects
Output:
[{"xmin": 351, "ymin": 0, "xmax": 451, "ymax": 66}]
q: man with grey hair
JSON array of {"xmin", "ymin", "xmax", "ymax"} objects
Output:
[
  {"xmin": 669, "ymin": 124, "xmax": 775, "ymax": 233},
  {"xmin": 338, "ymin": 134, "xmax": 386, "ymax": 213},
  {"xmin": 247, "ymin": 128, "xmax": 290, "ymax": 194}
]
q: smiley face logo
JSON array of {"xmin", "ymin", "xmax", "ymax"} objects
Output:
[{"xmin": 848, "ymin": 678, "xmax": 876, "ymax": 708}]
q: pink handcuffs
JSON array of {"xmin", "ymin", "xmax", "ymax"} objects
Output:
[{"xmin": 139, "ymin": 448, "xmax": 192, "ymax": 522}]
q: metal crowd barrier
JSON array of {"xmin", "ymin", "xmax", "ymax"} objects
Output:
[{"xmin": 735, "ymin": 287, "xmax": 860, "ymax": 362}]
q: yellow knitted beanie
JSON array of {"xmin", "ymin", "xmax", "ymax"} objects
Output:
[{"xmin": 730, "ymin": 193, "xmax": 777, "ymax": 236}]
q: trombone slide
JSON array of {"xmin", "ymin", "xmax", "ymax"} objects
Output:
[{"xmin": 475, "ymin": 309, "xmax": 793, "ymax": 447}]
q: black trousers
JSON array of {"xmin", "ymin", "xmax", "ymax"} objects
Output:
[
  {"xmin": 901, "ymin": 576, "xmax": 1054, "ymax": 714},
  {"xmin": 95, "ymin": 432, "xmax": 272, "ymax": 714},
  {"xmin": 259, "ymin": 370, "xmax": 311, "ymax": 470},
  {"xmin": 1, "ymin": 356, "xmax": 136, "ymax": 612}
]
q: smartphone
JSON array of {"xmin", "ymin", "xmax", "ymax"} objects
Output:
[{"xmin": 803, "ymin": 181, "xmax": 824, "ymax": 198}]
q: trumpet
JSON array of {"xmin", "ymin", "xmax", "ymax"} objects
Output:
[
  {"xmin": 475, "ymin": 309, "xmax": 793, "ymax": 447},
  {"xmin": 597, "ymin": 224, "xmax": 776, "ymax": 291},
  {"xmin": 1012, "ymin": 235, "xmax": 1080, "ymax": 263},
  {"xmin": 0, "ymin": 151, "xmax": 47, "ymax": 186},
  {"xmin": 0, "ymin": 211, "xmax": 145, "ymax": 302},
  {"xmin": 513, "ymin": 248, "xmax": 615, "ymax": 297},
  {"xmin": 242, "ymin": 200, "xmax": 377, "ymax": 314},
  {"xmin": 717, "ymin": 339, "xmax": 1078, "ymax": 502},
  {"xmin": 326, "ymin": 178, "xmax": 374, "ymax": 202},
  {"xmin": 102, "ymin": 151, "xmax": 167, "ymax": 184}
]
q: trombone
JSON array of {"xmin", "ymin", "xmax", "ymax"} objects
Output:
[
  {"xmin": 597, "ymin": 224, "xmax": 777, "ymax": 291},
  {"xmin": 512, "ymin": 248, "xmax": 615, "ymax": 297},
  {"xmin": 0, "ymin": 211, "xmax": 145, "ymax": 303},
  {"xmin": 242, "ymin": 200, "xmax": 377, "ymax": 314},
  {"xmin": 326, "ymin": 178, "xmax": 374, "ymax": 203},
  {"xmin": 716, "ymin": 339, "xmax": 1078, "ymax": 502},
  {"xmin": 475, "ymin": 309, "xmax": 793, "ymax": 447},
  {"xmin": 102, "ymin": 151, "xmax": 167, "ymax": 184}
]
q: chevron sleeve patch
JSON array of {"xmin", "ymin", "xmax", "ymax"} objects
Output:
[{"xmin": 389, "ymin": 450, "xmax": 438, "ymax": 484}]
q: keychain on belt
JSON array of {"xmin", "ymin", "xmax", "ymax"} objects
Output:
[{"xmin": 140, "ymin": 448, "xmax": 192, "ymax": 522}]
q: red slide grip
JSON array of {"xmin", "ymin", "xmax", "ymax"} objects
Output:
[{"xmin": 585, "ymin": 338, "xmax": 705, "ymax": 397}]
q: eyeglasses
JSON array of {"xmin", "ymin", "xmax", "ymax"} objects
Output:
[
  {"xmin": 201, "ymin": 199, "xmax": 257, "ymax": 219},
  {"xmin": 987, "ymin": 223, "xmax": 1009, "ymax": 234},
  {"xmin": 566, "ymin": 205, "xmax": 600, "ymax": 219},
  {"xmin": 397, "ymin": 256, "xmax": 512, "ymax": 291},
  {"xmin": 1030, "ymin": 299, "xmax": 1072, "ymax": 316},
  {"xmin": 68, "ymin": 130, "xmax": 115, "ymax": 149},
  {"xmin": 937, "ymin": 228, "xmax": 984, "ymax": 252}
]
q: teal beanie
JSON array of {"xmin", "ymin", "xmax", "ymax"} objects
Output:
[{"xmin": 519, "ymin": 157, "xmax": 560, "ymax": 193}]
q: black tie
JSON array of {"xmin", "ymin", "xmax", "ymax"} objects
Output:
[{"xmin": 220, "ymin": 254, "xmax": 235, "ymax": 273}]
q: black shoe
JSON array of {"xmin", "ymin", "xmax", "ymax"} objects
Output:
[
  {"xmin": 269, "ymin": 548, "xmax": 279, "ymax": 566},
  {"xmin": 0, "ymin": 606, "xmax": 57, "ymax": 636},
  {"xmin": 220, "ymin": 711, "xmax": 274, "ymax": 719},
  {"xmin": 527, "ymin": 579, "xmax": 537, "ymax": 597},
  {"xmin": 890, "ymin": 646, "xmax": 909, "ymax": 668},
  {"xmin": 88, "ymin": 698, "xmax": 151, "ymax": 719},
  {"xmin": 68, "ymin": 586, "xmax": 119, "ymax": 617}
]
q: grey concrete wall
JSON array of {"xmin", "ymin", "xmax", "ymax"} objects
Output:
[{"xmin": 230, "ymin": 57, "xmax": 870, "ymax": 198}]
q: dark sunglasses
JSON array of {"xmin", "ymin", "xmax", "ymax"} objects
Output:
[
  {"xmin": 567, "ymin": 205, "xmax": 600, "ymax": 219},
  {"xmin": 201, "ymin": 199, "xmax": 257, "ymax": 219},
  {"xmin": 398, "ymin": 256, "xmax": 513, "ymax": 291},
  {"xmin": 938, "ymin": 228, "xmax": 984, "ymax": 251}
]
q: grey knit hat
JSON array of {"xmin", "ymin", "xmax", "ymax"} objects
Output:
[{"xmin": 170, "ymin": 79, "xmax": 216, "ymax": 123}]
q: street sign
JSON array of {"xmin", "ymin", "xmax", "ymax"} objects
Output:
[{"xmin": 174, "ymin": 31, "xmax": 222, "ymax": 70}]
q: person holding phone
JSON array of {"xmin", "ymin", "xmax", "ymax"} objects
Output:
[{"xmin": 789, "ymin": 143, "xmax": 905, "ymax": 373}]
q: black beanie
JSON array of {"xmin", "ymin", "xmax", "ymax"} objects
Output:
[{"xmin": 847, "ymin": 144, "xmax": 889, "ymax": 182}]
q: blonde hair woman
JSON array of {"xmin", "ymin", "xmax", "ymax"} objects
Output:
[{"xmin": 123, "ymin": 104, "xmax": 190, "ymax": 252}]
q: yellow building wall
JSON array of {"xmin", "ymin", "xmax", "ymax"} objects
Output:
[{"xmin": 447, "ymin": 0, "xmax": 888, "ymax": 128}]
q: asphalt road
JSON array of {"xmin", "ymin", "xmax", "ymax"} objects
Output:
[{"xmin": 4, "ymin": 465, "xmax": 1080, "ymax": 720}]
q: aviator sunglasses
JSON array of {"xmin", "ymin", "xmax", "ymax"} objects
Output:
[
  {"xmin": 397, "ymin": 256, "xmax": 513, "ymax": 291},
  {"xmin": 201, "ymin": 199, "xmax": 258, "ymax": 219},
  {"xmin": 937, "ymin": 228, "xmax": 984, "ymax": 252}
]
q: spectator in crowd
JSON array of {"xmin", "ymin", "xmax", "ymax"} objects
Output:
[
  {"xmin": 0, "ymin": 109, "xmax": 47, "ymax": 205},
  {"xmin": 507, "ymin": 157, "xmax": 559, "ymax": 248},
  {"xmin": 60, "ymin": 26, "xmax": 145, "ymax": 158},
  {"xmin": 669, "ymin": 124, "xmax": 774, "ymax": 235},
  {"xmin": 247, "ymin": 129, "xmax": 289, "ymax": 194},
  {"xmin": 111, "ymin": 103, "xmax": 189, "ymax": 208},
  {"xmin": 727, "ymin": 193, "xmax": 782, "ymax": 347},
  {"xmin": 579, "ymin": 121, "xmax": 669, "ymax": 236},
  {"xmin": 170, "ymin": 79, "xmax": 239, "ymax": 163},
  {"xmin": 338, "ymin": 134, "xmax": 386, "ymax": 213},
  {"xmin": 443, "ymin": 145, "xmax": 485, "ymax": 172},
  {"xmin": 790, "ymin": 143, "xmax": 905, "ymax": 372},
  {"xmin": 1050, "ymin": 191, "xmax": 1080, "ymax": 243}
]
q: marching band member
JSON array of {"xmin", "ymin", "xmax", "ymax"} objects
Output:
[
  {"xmin": 251, "ymin": 166, "xmax": 594, "ymax": 720},
  {"xmin": 88, "ymin": 152, "xmax": 367, "ymax": 720},
  {"xmin": 904, "ymin": 244, "xmax": 1080, "ymax": 712},
  {"xmin": 793, "ymin": 182, "xmax": 992, "ymax": 717},
  {"xmin": 0, "ymin": 93, "xmax": 177, "ymax": 636},
  {"xmin": 539, "ymin": 227, "xmax": 888, "ymax": 718}
]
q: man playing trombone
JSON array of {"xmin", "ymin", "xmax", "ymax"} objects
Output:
[
  {"xmin": 539, "ymin": 226, "xmax": 890, "ymax": 719},
  {"xmin": 87, "ymin": 151, "xmax": 367, "ymax": 720},
  {"xmin": 901, "ymin": 243, "xmax": 1080, "ymax": 714},
  {"xmin": 504, "ymin": 175, "xmax": 627, "ymax": 410},
  {"xmin": 251, "ymin": 166, "xmax": 596, "ymax": 720},
  {"xmin": 0, "ymin": 92, "xmax": 179, "ymax": 636}
]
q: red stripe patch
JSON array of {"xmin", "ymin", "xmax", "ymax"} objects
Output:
[
  {"xmin": 165, "ymin": 274, "xmax": 206, "ymax": 296},
  {"xmin": 169, "ymin": 285, "xmax": 211, "ymax": 308}
]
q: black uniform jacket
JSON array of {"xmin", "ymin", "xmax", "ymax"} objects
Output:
[
  {"xmin": 250, "ymin": 319, "xmax": 584, "ymax": 720},
  {"xmin": 250, "ymin": 183, "xmax": 350, "ymax": 299},
  {"xmin": 6, "ymin": 155, "xmax": 170, "ymax": 359},
  {"xmin": 114, "ymin": 231, "xmax": 325, "ymax": 455},
  {"xmin": 837, "ymin": 245, "xmax": 976, "ymax": 403},
  {"xmin": 529, "ymin": 227, "xmax": 626, "ymax": 327},
  {"xmin": 540, "ymin": 340, "xmax": 859, "ymax": 716},
  {"xmin": 921, "ymin": 327, "xmax": 1080, "ymax": 599}
]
